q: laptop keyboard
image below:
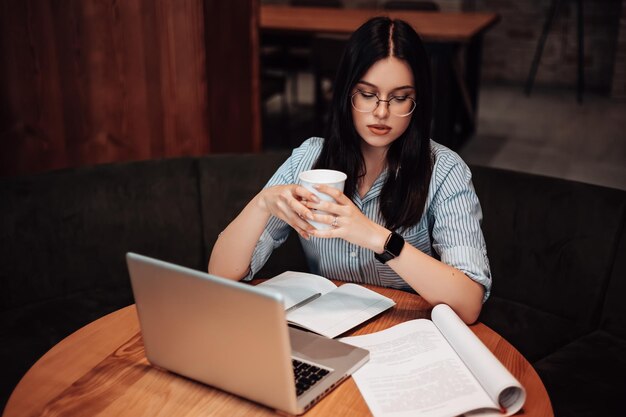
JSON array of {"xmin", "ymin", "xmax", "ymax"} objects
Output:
[{"xmin": 292, "ymin": 359, "xmax": 330, "ymax": 396}]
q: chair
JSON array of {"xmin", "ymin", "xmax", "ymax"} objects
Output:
[
  {"xmin": 260, "ymin": 0, "xmax": 343, "ymax": 108},
  {"xmin": 311, "ymin": 35, "xmax": 349, "ymax": 128},
  {"xmin": 260, "ymin": 70, "xmax": 289, "ymax": 148},
  {"xmin": 525, "ymin": 0, "xmax": 584, "ymax": 103}
]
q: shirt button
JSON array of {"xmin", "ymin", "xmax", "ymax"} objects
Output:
[{"xmin": 350, "ymin": 251, "xmax": 358, "ymax": 258}]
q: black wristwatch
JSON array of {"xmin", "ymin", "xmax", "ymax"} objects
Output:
[{"xmin": 374, "ymin": 232, "xmax": 405, "ymax": 264}]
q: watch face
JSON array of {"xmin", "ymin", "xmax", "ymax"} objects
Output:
[
  {"xmin": 375, "ymin": 232, "xmax": 405, "ymax": 264},
  {"xmin": 386, "ymin": 232, "xmax": 405, "ymax": 257}
]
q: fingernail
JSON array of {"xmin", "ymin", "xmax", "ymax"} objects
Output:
[
  {"xmin": 311, "ymin": 195, "xmax": 320, "ymax": 203},
  {"xmin": 306, "ymin": 212, "xmax": 314, "ymax": 220}
]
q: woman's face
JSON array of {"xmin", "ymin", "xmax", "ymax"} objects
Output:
[{"xmin": 351, "ymin": 57, "xmax": 415, "ymax": 154}]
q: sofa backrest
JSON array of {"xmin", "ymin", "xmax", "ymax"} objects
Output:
[
  {"xmin": 0, "ymin": 158, "xmax": 206, "ymax": 312},
  {"xmin": 471, "ymin": 165, "xmax": 626, "ymax": 334},
  {"xmin": 5, "ymin": 152, "xmax": 620, "ymax": 332}
]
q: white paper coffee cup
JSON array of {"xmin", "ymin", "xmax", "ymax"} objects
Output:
[{"xmin": 298, "ymin": 169, "xmax": 347, "ymax": 230}]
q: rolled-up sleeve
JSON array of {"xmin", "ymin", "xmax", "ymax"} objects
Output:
[
  {"xmin": 430, "ymin": 156, "xmax": 492, "ymax": 301},
  {"xmin": 243, "ymin": 217, "xmax": 291, "ymax": 281}
]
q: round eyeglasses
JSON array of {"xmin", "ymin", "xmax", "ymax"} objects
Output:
[{"xmin": 351, "ymin": 90, "xmax": 417, "ymax": 117}]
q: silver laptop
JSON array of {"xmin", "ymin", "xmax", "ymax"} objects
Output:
[{"xmin": 126, "ymin": 252, "xmax": 369, "ymax": 415}]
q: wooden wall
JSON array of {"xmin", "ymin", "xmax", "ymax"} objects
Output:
[{"xmin": 0, "ymin": 0, "xmax": 260, "ymax": 177}]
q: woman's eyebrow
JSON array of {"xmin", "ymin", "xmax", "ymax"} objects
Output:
[{"xmin": 356, "ymin": 80, "xmax": 415, "ymax": 92}]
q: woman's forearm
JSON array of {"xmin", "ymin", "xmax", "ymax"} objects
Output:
[
  {"xmin": 209, "ymin": 183, "xmax": 319, "ymax": 280},
  {"xmin": 386, "ymin": 242, "xmax": 484, "ymax": 324},
  {"xmin": 208, "ymin": 194, "xmax": 270, "ymax": 280}
]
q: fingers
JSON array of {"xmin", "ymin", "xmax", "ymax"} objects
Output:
[
  {"xmin": 305, "ymin": 212, "xmax": 342, "ymax": 239},
  {"xmin": 313, "ymin": 184, "xmax": 350, "ymax": 204},
  {"xmin": 293, "ymin": 185, "xmax": 320, "ymax": 203},
  {"xmin": 269, "ymin": 184, "xmax": 352, "ymax": 240},
  {"xmin": 278, "ymin": 187, "xmax": 319, "ymax": 240},
  {"xmin": 302, "ymin": 198, "xmax": 345, "ymax": 217},
  {"xmin": 308, "ymin": 219, "xmax": 341, "ymax": 239},
  {"xmin": 293, "ymin": 210, "xmax": 316, "ymax": 239},
  {"xmin": 284, "ymin": 194, "xmax": 315, "ymax": 221},
  {"xmin": 292, "ymin": 217, "xmax": 316, "ymax": 240},
  {"xmin": 275, "ymin": 198, "xmax": 315, "ymax": 239},
  {"xmin": 263, "ymin": 185, "xmax": 320, "ymax": 240},
  {"xmin": 297, "ymin": 224, "xmax": 316, "ymax": 239},
  {"xmin": 277, "ymin": 186, "xmax": 313, "ymax": 218}
]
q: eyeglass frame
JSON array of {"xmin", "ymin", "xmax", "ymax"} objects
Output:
[{"xmin": 350, "ymin": 89, "xmax": 417, "ymax": 117}]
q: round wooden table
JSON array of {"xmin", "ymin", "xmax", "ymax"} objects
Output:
[{"xmin": 3, "ymin": 285, "xmax": 553, "ymax": 416}]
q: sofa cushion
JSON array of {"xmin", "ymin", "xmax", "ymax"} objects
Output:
[
  {"xmin": 534, "ymin": 330, "xmax": 626, "ymax": 417},
  {"xmin": 600, "ymin": 214, "xmax": 626, "ymax": 339},
  {"xmin": 197, "ymin": 151, "xmax": 308, "ymax": 277},
  {"xmin": 479, "ymin": 296, "xmax": 585, "ymax": 362},
  {"xmin": 471, "ymin": 166, "xmax": 626, "ymax": 357}
]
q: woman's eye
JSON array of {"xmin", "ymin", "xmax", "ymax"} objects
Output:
[
  {"xmin": 359, "ymin": 91, "xmax": 377, "ymax": 99},
  {"xmin": 391, "ymin": 95, "xmax": 408, "ymax": 102}
]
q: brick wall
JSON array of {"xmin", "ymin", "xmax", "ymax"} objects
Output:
[{"xmin": 612, "ymin": 0, "xmax": 626, "ymax": 98}]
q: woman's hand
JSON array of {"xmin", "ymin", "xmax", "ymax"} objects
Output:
[
  {"xmin": 304, "ymin": 184, "xmax": 390, "ymax": 252},
  {"xmin": 257, "ymin": 184, "xmax": 320, "ymax": 239}
]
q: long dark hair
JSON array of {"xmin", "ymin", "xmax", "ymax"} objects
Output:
[{"xmin": 314, "ymin": 17, "xmax": 433, "ymax": 232}]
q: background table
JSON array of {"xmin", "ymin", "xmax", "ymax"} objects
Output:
[
  {"xmin": 261, "ymin": 5, "xmax": 498, "ymax": 42},
  {"xmin": 261, "ymin": 5, "xmax": 500, "ymax": 150},
  {"xmin": 3, "ymin": 285, "xmax": 552, "ymax": 416}
]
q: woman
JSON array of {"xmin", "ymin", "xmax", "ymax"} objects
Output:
[{"xmin": 209, "ymin": 17, "xmax": 491, "ymax": 324}]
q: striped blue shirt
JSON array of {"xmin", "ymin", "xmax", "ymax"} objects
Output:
[{"xmin": 247, "ymin": 137, "xmax": 491, "ymax": 301}]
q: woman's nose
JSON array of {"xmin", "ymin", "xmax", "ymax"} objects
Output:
[{"xmin": 373, "ymin": 100, "xmax": 390, "ymax": 119}]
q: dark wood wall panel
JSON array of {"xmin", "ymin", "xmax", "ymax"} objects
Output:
[
  {"xmin": 204, "ymin": 0, "xmax": 260, "ymax": 153},
  {"xmin": 0, "ymin": 0, "xmax": 259, "ymax": 177},
  {"xmin": 0, "ymin": 1, "xmax": 67, "ymax": 174}
]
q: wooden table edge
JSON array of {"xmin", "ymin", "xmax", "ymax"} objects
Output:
[{"xmin": 260, "ymin": 4, "xmax": 501, "ymax": 43}]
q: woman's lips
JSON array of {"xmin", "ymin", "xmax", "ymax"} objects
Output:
[{"xmin": 367, "ymin": 124, "xmax": 391, "ymax": 135}]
